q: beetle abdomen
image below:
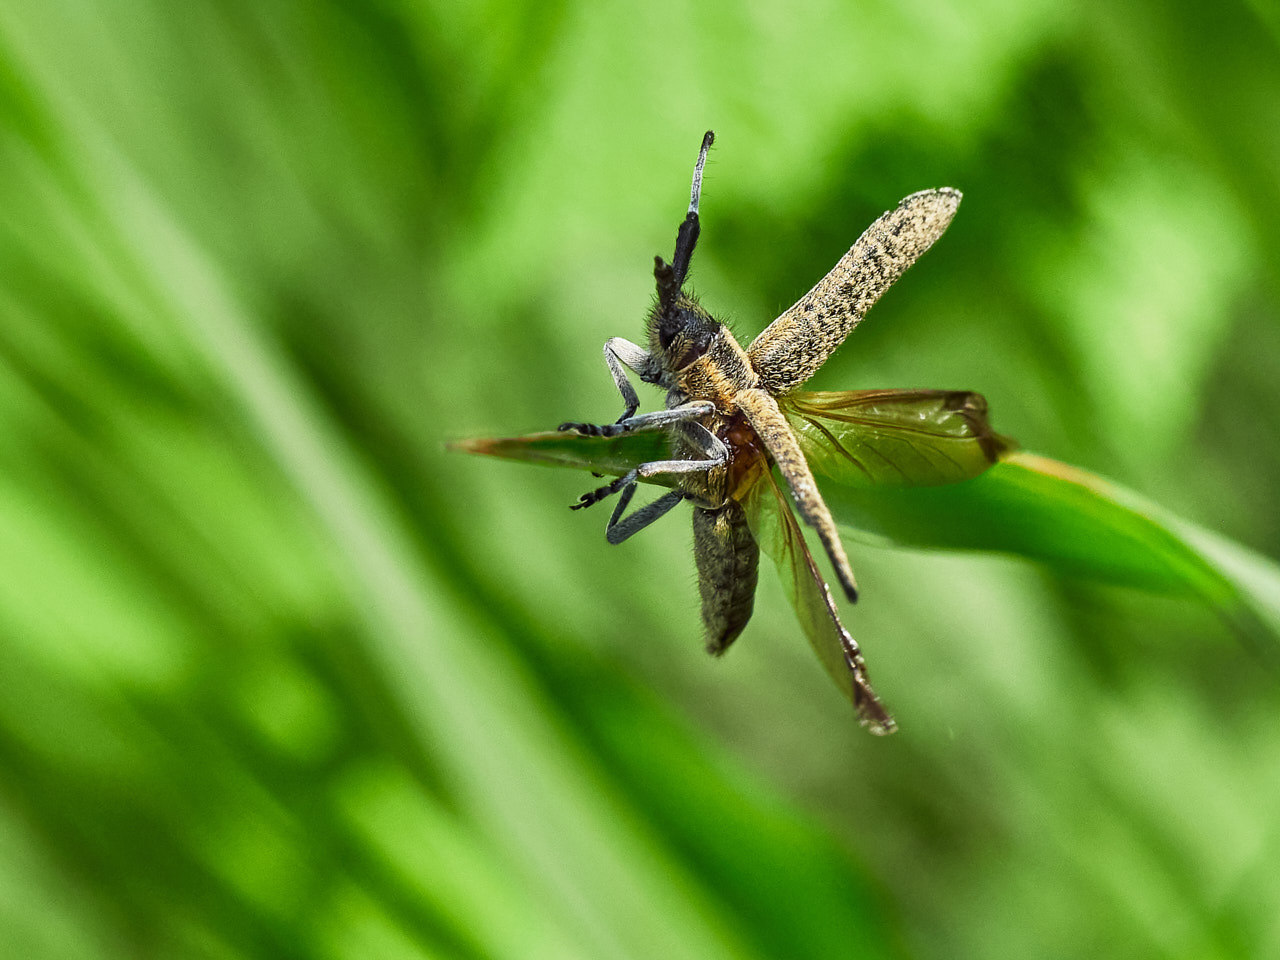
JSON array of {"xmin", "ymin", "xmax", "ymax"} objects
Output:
[{"xmin": 692, "ymin": 501, "xmax": 760, "ymax": 655}]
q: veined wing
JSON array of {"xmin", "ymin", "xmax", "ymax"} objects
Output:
[
  {"xmin": 740, "ymin": 466, "xmax": 895, "ymax": 734},
  {"xmin": 748, "ymin": 188, "xmax": 961, "ymax": 394},
  {"xmin": 779, "ymin": 389, "xmax": 1010, "ymax": 488}
]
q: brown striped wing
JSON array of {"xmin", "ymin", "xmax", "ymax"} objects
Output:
[
  {"xmin": 739, "ymin": 466, "xmax": 895, "ymax": 734},
  {"xmin": 779, "ymin": 389, "xmax": 1009, "ymax": 488},
  {"xmin": 747, "ymin": 188, "xmax": 961, "ymax": 394}
]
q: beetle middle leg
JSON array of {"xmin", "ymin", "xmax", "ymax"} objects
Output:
[
  {"xmin": 558, "ymin": 400, "xmax": 714, "ymax": 438},
  {"xmin": 569, "ymin": 421, "xmax": 726, "ymax": 526}
]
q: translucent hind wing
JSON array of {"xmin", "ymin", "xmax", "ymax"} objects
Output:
[
  {"xmin": 779, "ymin": 388, "xmax": 1010, "ymax": 488},
  {"xmin": 740, "ymin": 468, "xmax": 896, "ymax": 734},
  {"xmin": 737, "ymin": 387, "xmax": 859, "ymax": 603}
]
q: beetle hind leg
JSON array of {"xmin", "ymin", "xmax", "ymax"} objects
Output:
[{"xmin": 605, "ymin": 487, "xmax": 685, "ymax": 544}]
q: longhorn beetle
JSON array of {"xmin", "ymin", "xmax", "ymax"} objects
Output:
[{"xmin": 558, "ymin": 131, "xmax": 996, "ymax": 733}]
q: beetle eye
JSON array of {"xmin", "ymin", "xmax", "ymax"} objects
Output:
[
  {"xmin": 672, "ymin": 322, "xmax": 713, "ymax": 368},
  {"xmin": 651, "ymin": 303, "xmax": 714, "ymax": 367},
  {"xmin": 675, "ymin": 338, "xmax": 710, "ymax": 369}
]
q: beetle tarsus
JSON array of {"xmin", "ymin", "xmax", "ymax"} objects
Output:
[
  {"xmin": 570, "ymin": 473, "xmax": 632, "ymax": 510},
  {"xmin": 561, "ymin": 420, "xmax": 628, "ymax": 438},
  {"xmin": 559, "ymin": 421, "xmax": 605, "ymax": 436}
]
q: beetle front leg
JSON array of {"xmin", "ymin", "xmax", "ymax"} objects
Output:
[
  {"xmin": 560, "ymin": 337, "xmax": 656, "ymax": 432},
  {"xmin": 603, "ymin": 337, "xmax": 652, "ymax": 422},
  {"xmin": 559, "ymin": 337, "xmax": 672, "ymax": 433}
]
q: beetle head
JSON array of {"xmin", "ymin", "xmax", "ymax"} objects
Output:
[
  {"xmin": 648, "ymin": 268, "xmax": 717, "ymax": 372},
  {"xmin": 646, "ymin": 131, "xmax": 717, "ymax": 374}
]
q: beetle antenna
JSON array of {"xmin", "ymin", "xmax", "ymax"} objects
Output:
[
  {"xmin": 670, "ymin": 130, "xmax": 714, "ymax": 287},
  {"xmin": 654, "ymin": 255, "xmax": 680, "ymax": 309},
  {"xmin": 688, "ymin": 130, "xmax": 714, "ymax": 216}
]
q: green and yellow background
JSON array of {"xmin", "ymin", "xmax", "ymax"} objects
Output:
[{"xmin": 1, "ymin": 1, "xmax": 1278, "ymax": 957}]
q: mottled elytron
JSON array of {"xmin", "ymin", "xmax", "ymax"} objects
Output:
[{"xmin": 560, "ymin": 131, "xmax": 1002, "ymax": 733}]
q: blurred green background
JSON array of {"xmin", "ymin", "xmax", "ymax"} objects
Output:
[{"xmin": 2, "ymin": 1, "xmax": 1279, "ymax": 957}]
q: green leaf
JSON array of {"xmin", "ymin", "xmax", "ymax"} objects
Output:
[
  {"xmin": 822, "ymin": 451, "xmax": 1280, "ymax": 653},
  {"xmin": 452, "ymin": 432, "xmax": 1280, "ymax": 652},
  {"xmin": 448, "ymin": 430, "xmax": 673, "ymax": 484},
  {"xmin": 821, "ymin": 452, "xmax": 1231, "ymax": 595}
]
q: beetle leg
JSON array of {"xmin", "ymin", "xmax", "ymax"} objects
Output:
[
  {"xmin": 559, "ymin": 400, "xmax": 714, "ymax": 438},
  {"xmin": 569, "ymin": 421, "xmax": 726, "ymax": 510},
  {"xmin": 736, "ymin": 387, "xmax": 859, "ymax": 603},
  {"xmin": 604, "ymin": 488, "xmax": 686, "ymax": 544},
  {"xmin": 602, "ymin": 337, "xmax": 653, "ymax": 422}
]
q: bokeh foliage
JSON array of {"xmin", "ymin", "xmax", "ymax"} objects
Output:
[{"xmin": 1, "ymin": 1, "xmax": 1279, "ymax": 958}]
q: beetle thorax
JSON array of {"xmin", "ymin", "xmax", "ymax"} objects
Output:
[{"xmin": 672, "ymin": 329, "xmax": 758, "ymax": 413}]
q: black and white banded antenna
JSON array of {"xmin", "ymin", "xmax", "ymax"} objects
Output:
[{"xmin": 670, "ymin": 130, "xmax": 714, "ymax": 287}]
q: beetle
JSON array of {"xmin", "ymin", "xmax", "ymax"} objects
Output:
[{"xmin": 553, "ymin": 131, "xmax": 1007, "ymax": 733}]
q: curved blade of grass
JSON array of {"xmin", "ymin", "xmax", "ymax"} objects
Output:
[
  {"xmin": 818, "ymin": 452, "xmax": 1235, "ymax": 596},
  {"xmin": 820, "ymin": 451, "xmax": 1280, "ymax": 653},
  {"xmin": 454, "ymin": 433, "xmax": 1280, "ymax": 650}
]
